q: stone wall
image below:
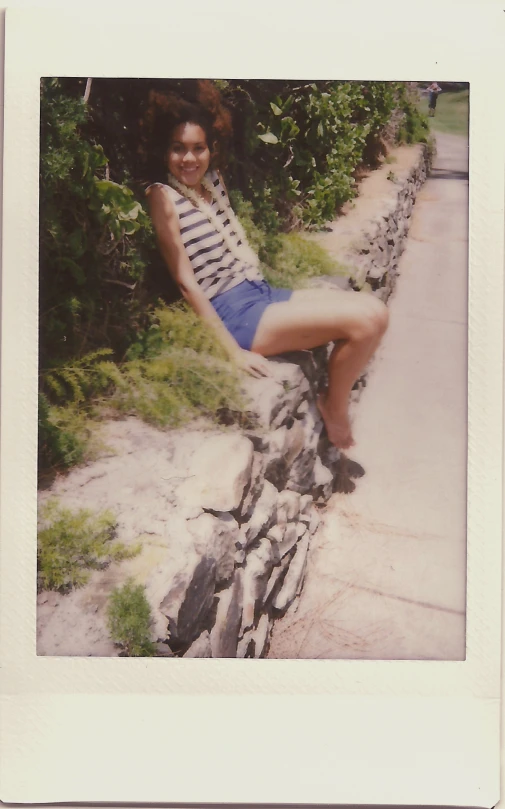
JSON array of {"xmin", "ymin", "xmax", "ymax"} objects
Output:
[{"xmin": 37, "ymin": 143, "xmax": 431, "ymax": 659}]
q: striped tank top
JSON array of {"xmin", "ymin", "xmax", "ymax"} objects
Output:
[{"xmin": 155, "ymin": 170, "xmax": 264, "ymax": 300}]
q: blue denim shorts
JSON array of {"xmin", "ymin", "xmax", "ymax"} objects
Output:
[{"xmin": 211, "ymin": 279, "xmax": 293, "ymax": 350}]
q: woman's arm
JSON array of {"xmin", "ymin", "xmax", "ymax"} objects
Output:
[{"xmin": 146, "ymin": 184, "xmax": 271, "ymax": 377}]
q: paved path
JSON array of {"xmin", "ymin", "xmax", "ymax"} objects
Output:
[{"xmin": 268, "ymin": 132, "xmax": 468, "ymax": 660}]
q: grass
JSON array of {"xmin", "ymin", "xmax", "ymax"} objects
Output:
[
  {"xmin": 418, "ymin": 89, "xmax": 469, "ymax": 136},
  {"xmin": 37, "ymin": 500, "xmax": 140, "ymax": 592},
  {"xmin": 107, "ymin": 579, "xmax": 156, "ymax": 657}
]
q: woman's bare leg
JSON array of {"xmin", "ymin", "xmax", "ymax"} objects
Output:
[{"xmin": 251, "ymin": 289, "xmax": 389, "ymax": 448}]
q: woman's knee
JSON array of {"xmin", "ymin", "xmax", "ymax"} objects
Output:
[{"xmin": 349, "ymin": 295, "xmax": 389, "ymax": 342}]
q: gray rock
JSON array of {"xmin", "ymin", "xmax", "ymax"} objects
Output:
[
  {"xmin": 273, "ymin": 533, "xmax": 311, "ymax": 613},
  {"xmin": 250, "ymin": 613, "xmax": 272, "ymax": 658},
  {"xmin": 277, "ymin": 490, "xmax": 301, "ymax": 523},
  {"xmin": 309, "ymin": 508, "xmax": 321, "ymax": 536},
  {"xmin": 236, "ymin": 613, "xmax": 272, "ymax": 659},
  {"xmin": 312, "ymin": 456, "xmax": 334, "ymax": 501},
  {"xmin": 159, "ymin": 555, "xmax": 216, "ymax": 650},
  {"xmin": 236, "ymin": 630, "xmax": 254, "ymax": 658},
  {"xmin": 239, "ymin": 452, "xmax": 266, "ymax": 519},
  {"xmin": 243, "ymin": 361, "xmax": 306, "ymax": 429},
  {"xmin": 183, "ymin": 631, "xmax": 212, "ymax": 658},
  {"xmin": 240, "ymin": 538, "xmax": 276, "ymax": 634},
  {"xmin": 263, "ymin": 553, "xmax": 292, "ymax": 605},
  {"xmin": 242, "ymin": 480, "xmax": 278, "ymax": 547},
  {"xmin": 268, "ymin": 521, "xmax": 299, "ymax": 558},
  {"xmin": 175, "ymin": 434, "xmax": 254, "ymax": 512},
  {"xmin": 188, "ymin": 512, "xmax": 239, "ymax": 583},
  {"xmin": 210, "ymin": 569, "xmax": 243, "ymax": 658},
  {"xmin": 266, "ymin": 523, "xmax": 285, "ymax": 545},
  {"xmin": 154, "ymin": 642, "xmax": 174, "ymax": 657}
]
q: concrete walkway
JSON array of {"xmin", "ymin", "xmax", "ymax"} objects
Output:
[{"xmin": 268, "ymin": 132, "xmax": 468, "ymax": 660}]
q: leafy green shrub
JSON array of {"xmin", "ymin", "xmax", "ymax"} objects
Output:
[
  {"xmin": 37, "ymin": 500, "xmax": 139, "ymax": 592},
  {"xmin": 38, "ymin": 393, "xmax": 90, "ymax": 470},
  {"xmin": 39, "ymin": 78, "xmax": 153, "ymax": 368},
  {"xmin": 106, "ymin": 578, "xmax": 156, "ymax": 657},
  {"xmin": 231, "ymin": 189, "xmax": 346, "ymax": 287},
  {"xmin": 221, "ymin": 80, "xmax": 425, "ymax": 231},
  {"xmin": 116, "ymin": 303, "xmax": 246, "ymax": 426}
]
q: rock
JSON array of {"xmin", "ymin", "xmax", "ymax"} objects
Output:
[
  {"xmin": 277, "ymin": 350, "xmax": 318, "ymax": 385},
  {"xmin": 236, "ymin": 613, "xmax": 272, "ymax": 659},
  {"xmin": 241, "ymin": 480, "xmax": 278, "ymax": 547},
  {"xmin": 240, "ymin": 538, "xmax": 276, "ymax": 634},
  {"xmin": 309, "ymin": 509, "xmax": 320, "ymax": 536},
  {"xmin": 308, "ymin": 274, "xmax": 350, "ymax": 293},
  {"xmin": 284, "ymin": 420, "xmax": 306, "ymax": 465},
  {"xmin": 268, "ymin": 521, "xmax": 299, "ymax": 558},
  {"xmin": 312, "ymin": 456, "xmax": 333, "ymax": 501},
  {"xmin": 183, "ymin": 630, "xmax": 212, "ymax": 658},
  {"xmin": 188, "ymin": 512, "xmax": 239, "ymax": 583},
  {"xmin": 239, "ymin": 452, "xmax": 266, "ymax": 518},
  {"xmin": 263, "ymin": 553, "xmax": 292, "ymax": 605},
  {"xmin": 209, "ymin": 570, "xmax": 243, "ymax": 658},
  {"xmin": 236, "ymin": 631, "xmax": 254, "ymax": 658},
  {"xmin": 266, "ymin": 524, "xmax": 285, "ymax": 545},
  {"xmin": 273, "ymin": 533, "xmax": 311, "ymax": 613},
  {"xmin": 154, "ymin": 641, "xmax": 174, "ymax": 657},
  {"xmin": 286, "ymin": 401, "xmax": 323, "ymax": 493},
  {"xmin": 276, "ymin": 490, "xmax": 301, "ymax": 523},
  {"xmin": 299, "ymin": 494, "xmax": 313, "ymax": 518},
  {"xmin": 158, "ymin": 555, "xmax": 217, "ymax": 650},
  {"xmin": 249, "ymin": 613, "xmax": 272, "ymax": 658},
  {"xmin": 175, "ymin": 434, "xmax": 254, "ymax": 512},
  {"xmin": 242, "ymin": 361, "xmax": 306, "ymax": 429}
]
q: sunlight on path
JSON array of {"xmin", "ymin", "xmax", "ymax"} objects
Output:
[{"xmin": 268, "ymin": 132, "xmax": 468, "ymax": 660}]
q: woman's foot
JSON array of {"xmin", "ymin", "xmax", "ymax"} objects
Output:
[{"xmin": 316, "ymin": 393, "xmax": 355, "ymax": 450}]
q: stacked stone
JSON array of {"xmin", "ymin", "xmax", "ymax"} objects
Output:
[
  {"xmin": 141, "ymin": 356, "xmax": 337, "ymax": 660},
  {"xmin": 349, "ymin": 152, "xmax": 432, "ymax": 301}
]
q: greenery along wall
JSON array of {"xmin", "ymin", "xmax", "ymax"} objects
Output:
[{"xmin": 38, "ymin": 78, "xmax": 428, "ymax": 472}]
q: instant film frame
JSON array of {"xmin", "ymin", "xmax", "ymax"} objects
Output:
[{"xmin": 0, "ymin": 3, "xmax": 503, "ymax": 806}]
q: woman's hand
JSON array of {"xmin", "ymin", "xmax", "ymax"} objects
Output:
[{"xmin": 232, "ymin": 348, "xmax": 273, "ymax": 378}]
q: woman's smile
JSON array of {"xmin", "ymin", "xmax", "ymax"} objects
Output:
[{"xmin": 167, "ymin": 122, "xmax": 211, "ymax": 190}]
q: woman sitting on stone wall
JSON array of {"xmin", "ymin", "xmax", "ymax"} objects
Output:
[{"xmin": 143, "ymin": 81, "xmax": 388, "ymax": 449}]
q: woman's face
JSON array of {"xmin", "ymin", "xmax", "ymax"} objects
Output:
[{"xmin": 166, "ymin": 122, "xmax": 211, "ymax": 189}]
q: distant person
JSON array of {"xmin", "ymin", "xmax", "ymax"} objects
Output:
[{"xmin": 427, "ymin": 82, "xmax": 442, "ymax": 117}]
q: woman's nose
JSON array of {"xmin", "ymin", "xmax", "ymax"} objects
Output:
[{"xmin": 182, "ymin": 150, "xmax": 196, "ymax": 163}]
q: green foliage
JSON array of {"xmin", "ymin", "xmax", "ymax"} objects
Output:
[
  {"xmin": 39, "ymin": 302, "xmax": 247, "ymax": 473},
  {"xmin": 39, "ymin": 78, "xmax": 154, "ymax": 367},
  {"xmin": 42, "ymin": 348, "xmax": 123, "ymax": 405},
  {"xmin": 263, "ymin": 233, "xmax": 348, "ymax": 289},
  {"xmin": 106, "ymin": 578, "xmax": 156, "ymax": 657},
  {"xmin": 116, "ymin": 303, "xmax": 246, "ymax": 426},
  {"xmin": 37, "ymin": 500, "xmax": 140, "ymax": 592},
  {"xmin": 221, "ymin": 80, "xmax": 427, "ymax": 231},
  {"xmin": 230, "ymin": 189, "xmax": 346, "ymax": 287},
  {"xmin": 38, "ymin": 393, "xmax": 91, "ymax": 470},
  {"xmin": 418, "ymin": 89, "xmax": 469, "ymax": 136}
]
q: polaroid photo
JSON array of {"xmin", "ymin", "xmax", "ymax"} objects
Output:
[{"xmin": 0, "ymin": 3, "xmax": 503, "ymax": 806}]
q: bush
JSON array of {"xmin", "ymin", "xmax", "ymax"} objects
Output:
[
  {"xmin": 106, "ymin": 579, "xmax": 156, "ymax": 657},
  {"xmin": 37, "ymin": 500, "xmax": 139, "ymax": 592},
  {"xmin": 221, "ymin": 80, "xmax": 427, "ymax": 231},
  {"xmin": 39, "ymin": 78, "xmax": 154, "ymax": 368}
]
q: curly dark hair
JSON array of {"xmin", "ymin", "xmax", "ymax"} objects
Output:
[{"xmin": 139, "ymin": 80, "xmax": 233, "ymax": 182}]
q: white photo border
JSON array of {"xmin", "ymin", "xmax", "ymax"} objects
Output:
[{"xmin": 0, "ymin": 3, "xmax": 503, "ymax": 805}]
